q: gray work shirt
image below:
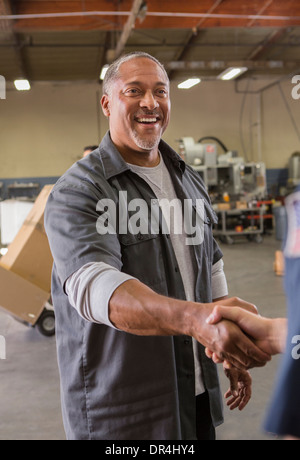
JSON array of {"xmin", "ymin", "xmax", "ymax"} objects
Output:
[{"xmin": 45, "ymin": 131, "xmax": 224, "ymax": 440}]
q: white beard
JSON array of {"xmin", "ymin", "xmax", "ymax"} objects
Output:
[{"xmin": 131, "ymin": 128, "xmax": 161, "ymax": 151}]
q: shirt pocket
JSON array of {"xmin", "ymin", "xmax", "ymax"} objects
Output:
[
  {"xmin": 184, "ymin": 199, "xmax": 217, "ymax": 246},
  {"xmin": 203, "ymin": 204, "xmax": 218, "ymax": 262},
  {"xmin": 119, "ymin": 232, "xmax": 165, "ymax": 290}
]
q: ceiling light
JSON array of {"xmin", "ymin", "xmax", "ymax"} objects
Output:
[
  {"xmin": 100, "ymin": 64, "xmax": 109, "ymax": 81},
  {"xmin": 218, "ymin": 67, "xmax": 248, "ymax": 81},
  {"xmin": 14, "ymin": 79, "xmax": 31, "ymax": 91},
  {"xmin": 177, "ymin": 78, "xmax": 201, "ymax": 89}
]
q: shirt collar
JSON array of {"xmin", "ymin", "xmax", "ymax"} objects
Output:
[{"xmin": 99, "ymin": 131, "xmax": 186, "ymax": 180}]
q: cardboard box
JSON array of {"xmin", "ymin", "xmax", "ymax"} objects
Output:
[
  {"xmin": 274, "ymin": 250, "xmax": 285, "ymax": 276},
  {"xmin": 0, "ymin": 185, "xmax": 54, "ymax": 324},
  {"xmin": 217, "ymin": 203, "xmax": 231, "ymax": 211},
  {"xmin": 0, "ymin": 266, "xmax": 49, "ymax": 325},
  {"xmin": 236, "ymin": 201, "xmax": 248, "ymax": 210},
  {"xmin": 0, "ymin": 185, "xmax": 53, "ymax": 292}
]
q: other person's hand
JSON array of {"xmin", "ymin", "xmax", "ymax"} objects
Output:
[{"xmin": 205, "ymin": 305, "xmax": 286, "ymax": 366}]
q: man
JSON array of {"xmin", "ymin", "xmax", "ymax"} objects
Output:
[
  {"xmin": 206, "ymin": 188, "xmax": 300, "ymax": 440},
  {"xmin": 45, "ymin": 52, "xmax": 270, "ymax": 440}
]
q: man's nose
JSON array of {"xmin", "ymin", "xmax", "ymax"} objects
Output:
[{"xmin": 140, "ymin": 91, "xmax": 159, "ymax": 110}]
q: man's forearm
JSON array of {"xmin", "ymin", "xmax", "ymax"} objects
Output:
[
  {"xmin": 109, "ymin": 280, "xmax": 271, "ymax": 370},
  {"xmin": 109, "ymin": 279, "xmax": 194, "ymax": 336}
]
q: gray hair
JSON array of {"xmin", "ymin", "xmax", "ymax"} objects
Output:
[{"xmin": 102, "ymin": 51, "xmax": 169, "ymax": 96}]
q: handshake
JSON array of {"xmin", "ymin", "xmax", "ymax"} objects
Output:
[
  {"xmin": 197, "ymin": 297, "xmax": 287, "ymax": 370},
  {"xmin": 192, "ymin": 297, "xmax": 287, "ymax": 411}
]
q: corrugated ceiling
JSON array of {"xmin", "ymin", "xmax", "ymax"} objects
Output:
[{"xmin": 1, "ymin": 0, "xmax": 300, "ymax": 82}]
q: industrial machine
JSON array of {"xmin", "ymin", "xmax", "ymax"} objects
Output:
[
  {"xmin": 178, "ymin": 136, "xmax": 267, "ymax": 201},
  {"xmin": 178, "ymin": 136, "xmax": 268, "ymax": 244}
]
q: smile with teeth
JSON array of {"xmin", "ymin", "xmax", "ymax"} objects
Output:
[{"xmin": 135, "ymin": 117, "xmax": 159, "ymax": 124}]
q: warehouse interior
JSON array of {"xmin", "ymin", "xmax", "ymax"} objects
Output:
[{"xmin": 1, "ymin": 0, "xmax": 300, "ymax": 440}]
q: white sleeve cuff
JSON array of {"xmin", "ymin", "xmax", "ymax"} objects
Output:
[{"xmin": 211, "ymin": 258, "xmax": 228, "ymax": 300}]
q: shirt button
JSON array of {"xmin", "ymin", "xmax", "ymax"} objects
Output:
[
  {"xmin": 175, "ymin": 266, "xmax": 179, "ymax": 272},
  {"xmin": 184, "ymin": 339, "xmax": 190, "ymax": 345}
]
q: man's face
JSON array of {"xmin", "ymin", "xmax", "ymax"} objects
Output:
[{"xmin": 101, "ymin": 58, "xmax": 171, "ymax": 160}]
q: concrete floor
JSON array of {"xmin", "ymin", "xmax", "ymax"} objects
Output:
[{"xmin": 0, "ymin": 234, "xmax": 286, "ymax": 440}]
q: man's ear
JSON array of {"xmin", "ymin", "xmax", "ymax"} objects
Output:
[{"xmin": 101, "ymin": 94, "xmax": 110, "ymax": 117}]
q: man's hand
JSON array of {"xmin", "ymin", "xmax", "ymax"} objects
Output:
[{"xmin": 224, "ymin": 367, "xmax": 252, "ymax": 411}]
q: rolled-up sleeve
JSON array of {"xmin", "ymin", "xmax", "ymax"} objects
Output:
[
  {"xmin": 65, "ymin": 261, "xmax": 136, "ymax": 327},
  {"xmin": 211, "ymin": 259, "xmax": 228, "ymax": 300}
]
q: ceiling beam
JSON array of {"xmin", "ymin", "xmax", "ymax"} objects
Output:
[
  {"xmin": 168, "ymin": 0, "xmax": 225, "ymax": 79},
  {"xmin": 0, "ymin": 0, "xmax": 29, "ymax": 79},
  {"xmin": 4, "ymin": 0, "xmax": 300, "ymax": 32},
  {"xmin": 0, "ymin": 0, "xmax": 14, "ymax": 38},
  {"xmin": 106, "ymin": 0, "xmax": 146, "ymax": 63},
  {"xmin": 247, "ymin": 27, "xmax": 289, "ymax": 61},
  {"xmin": 246, "ymin": 0, "xmax": 274, "ymax": 28},
  {"xmin": 165, "ymin": 59, "xmax": 300, "ymax": 73}
]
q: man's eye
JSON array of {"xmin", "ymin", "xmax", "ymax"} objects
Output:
[
  {"xmin": 125, "ymin": 89, "xmax": 140, "ymax": 95},
  {"xmin": 157, "ymin": 89, "xmax": 168, "ymax": 96}
]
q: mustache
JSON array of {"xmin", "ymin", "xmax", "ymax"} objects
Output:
[{"xmin": 134, "ymin": 110, "xmax": 162, "ymax": 118}]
